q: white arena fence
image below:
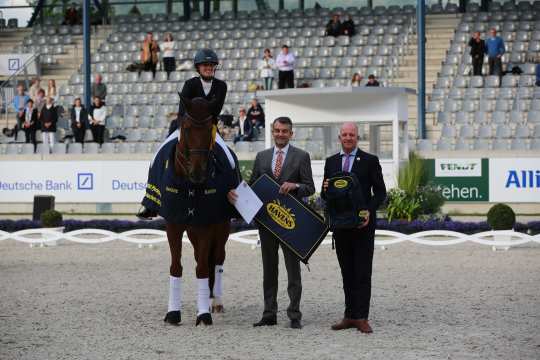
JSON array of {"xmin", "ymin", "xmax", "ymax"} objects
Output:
[{"xmin": 1, "ymin": 228, "xmax": 540, "ymax": 248}]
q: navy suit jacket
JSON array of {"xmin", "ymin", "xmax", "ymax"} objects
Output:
[{"xmin": 321, "ymin": 148, "xmax": 387, "ymax": 227}]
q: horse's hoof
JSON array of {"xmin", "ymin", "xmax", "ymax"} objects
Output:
[
  {"xmin": 164, "ymin": 311, "xmax": 181, "ymax": 325},
  {"xmin": 212, "ymin": 304, "xmax": 225, "ymax": 313},
  {"xmin": 196, "ymin": 313, "xmax": 213, "ymax": 326}
]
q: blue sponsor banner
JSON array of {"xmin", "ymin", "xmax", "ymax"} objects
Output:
[{"xmin": 251, "ymin": 174, "xmax": 329, "ymax": 264}]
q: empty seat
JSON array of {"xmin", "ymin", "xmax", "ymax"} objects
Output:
[
  {"xmin": 416, "ymin": 139, "xmax": 433, "ymax": 151},
  {"xmin": 67, "ymin": 143, "xmax": 83, "ymax": 154},
  {"xmin": 495, "ymin": 124, "xmax": 512, "ymax": 138},
  {"xmin": 510, "ymin": 139, "xmax": 528, "ymax": 150}
]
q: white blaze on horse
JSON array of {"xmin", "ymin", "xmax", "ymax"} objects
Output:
[{"xmin": 157, "ymin": 97, "xmax": 240, "ymax": 326}]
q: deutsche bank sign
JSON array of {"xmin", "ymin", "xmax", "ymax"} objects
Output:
[{"xmin": 0, "ymin": 161, "xmax": 149, "ymax": 202}]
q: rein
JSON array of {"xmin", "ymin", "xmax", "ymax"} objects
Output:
[{"xmin": 175, "ymin": 110, "xmax": 217, "ymax": 180}]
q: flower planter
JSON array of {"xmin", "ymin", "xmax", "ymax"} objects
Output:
[
  {"xmin": 491, "ymin": 229, "xmax": 515, "ymax": 251},
  {"xmin": 36, "ymin": 226, "xmax": 65, "ymax": 247}
]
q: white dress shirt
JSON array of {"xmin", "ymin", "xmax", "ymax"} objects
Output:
[
  {"xmin": 200, "ymin": 78, "xmax": 212, "ymax": 96},
  {"xmin": 276, "ymin": 52, "xmax": 296, "ymax": 71},
  {"xmin": 74, "ymin": 106, "xmax": 82, "ymax": 123},
  {"xmin": 160, "ymin": 41, "xmax": 176, "ymax": 58},
  {"xmin": 271, "ymin": 143, "xmax": 290, "ymax": 173}
]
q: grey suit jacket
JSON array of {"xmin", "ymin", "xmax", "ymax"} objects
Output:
[{"xmin": 248, "ymin": 144, "xmax": 315, "ymax": 199}]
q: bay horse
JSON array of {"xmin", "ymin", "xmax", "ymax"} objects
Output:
[{"xmin": 160, "ymin": 96, "xmax": 239, "ymax": 326}]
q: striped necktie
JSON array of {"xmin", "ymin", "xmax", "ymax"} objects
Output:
[
  {"xmin": 274, "ymin": 150, "xmax": 283, "ymax": 178},
  {"xmin": 343, "ymin": 153, "xmax": 351, "ymax": 172}
]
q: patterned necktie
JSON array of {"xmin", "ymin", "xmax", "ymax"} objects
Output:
[
  {"xmin": 274, "ymin": 150, "xmax": 283, "ymax": 178},
  {"xmin": 343, "ymin": 153, "xmax": 351, "ymax": 172}
]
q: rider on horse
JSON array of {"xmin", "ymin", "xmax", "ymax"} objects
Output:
[{"xmin": 137, "ymin": 48, "xmax": 230, "ymax": 219}]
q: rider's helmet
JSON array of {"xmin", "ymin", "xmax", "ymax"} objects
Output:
[{"xmin": 194, "ymin": 48, "xmax": 219, "ymax": 67}]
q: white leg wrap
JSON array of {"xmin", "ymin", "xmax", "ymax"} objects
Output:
[
  {"xmin": 197, "ymin": 278, "xmax": 211, "ymax": 316},
  {"xmin": 168, "ymin": 276, "xmax": 182, "ymax": 312},
  {"xmin": 213, "ymin": 265, "xmax": 224, "ymax": 299}
]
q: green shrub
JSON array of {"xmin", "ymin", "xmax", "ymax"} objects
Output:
[
  {"xmin": 418, "ymin": 185, "xmax": 446, "ymax": 215},
  {"xmin": 487, "ymin": 203, "xmax": 516, "ymax": 230},
  {"xmin": 386, "ymin": 188, "xmax": 421, "ymax": 222},
  {"xmin": 397, "ymin": 152, "xmax": 427, "ymax": 195},
  {"xmin": 40, "ymin": 210, "xmax": 63, "ymax": 228}
]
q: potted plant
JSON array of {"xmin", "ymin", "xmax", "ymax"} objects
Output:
[
  {"xmin": 39, "ymin": 210, "xmax": 64, "ymax": 247},
  {"xmin": 487, "ymin": 203, "xmax": 516, "ymax": 251}
]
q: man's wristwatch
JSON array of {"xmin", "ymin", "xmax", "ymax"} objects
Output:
[{"xmin": 295, "ymin": 183, "xmax": 300, "ymax": 189}]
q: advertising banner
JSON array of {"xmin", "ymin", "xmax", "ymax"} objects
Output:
[
  {"xmin": 489, "ymin": 158, "xmax": 540, "ymax": 203},
  {"xmin": 425, "ymin": 158, "xmax": 489, "ymax": 202},
  {"xmin": 0, "ymin": 161, "xmax": 148, "ymax": 203},
  {"xmin": 0, "ymin": 53, "xmax": 38, "ymax": 76}
]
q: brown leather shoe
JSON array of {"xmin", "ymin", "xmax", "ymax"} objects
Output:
[
  {"xmin": 356, "ymin": 319, "xmax": 373, "ymax": 333},
  {"xmin": 331, "ymin": 318, "xmax": 355, "ymax": 330}
]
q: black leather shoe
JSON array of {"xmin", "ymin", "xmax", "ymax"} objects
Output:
[
  {"xmin": 290, "ymin": 319, "xmax": 302, "ymax": 329},
  {"xmin": 164, "ymin": 311, "xmax": 181, "ymax": 325},
  {"xmin": 136, "ymin": 206, "xmax": 158, "ymax": 220},
  {"xmin": 253, "ymin": 317, "xmax": 277, "ymax": 327},
  {"xmin": 196, "ymin": 313, "xmax": 213, "ymax": 326}
]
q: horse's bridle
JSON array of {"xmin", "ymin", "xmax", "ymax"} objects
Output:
[{"xmin": 176, "ymin": 111, "xmax": 216, "ymax": 180}]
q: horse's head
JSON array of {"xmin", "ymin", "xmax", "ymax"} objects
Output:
[{"xmin": 176, "ymin": 96, "xmax": 217, "ymax": 184}]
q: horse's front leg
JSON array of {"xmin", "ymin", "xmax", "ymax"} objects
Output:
[
  {"xmin": 164, "ymin": 223, "xmax": 186, "ymax": 325},
  {"xmin": 209, "ymin": 221, "xmax": 230, "ymax": 313},
  {"xmin": 187, "ymin": 226, "xmax": 213, "ymax": 326}
]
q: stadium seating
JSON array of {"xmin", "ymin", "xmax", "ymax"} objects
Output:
[
  {"xmin": 4, "ymin": 3, "xmax": 540, "ymax": 156},
  {"xmin": 26, "ymin": 6, "xmax": 412, "ymax": 155},
  {"xmin": 427, "ymin": 6, "xmax": 540, "ymax": 151}
]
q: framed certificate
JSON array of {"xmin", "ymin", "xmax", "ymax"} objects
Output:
[{"xmin": 251, "ymin": 174, "xmax": 329, "ymax": 264}]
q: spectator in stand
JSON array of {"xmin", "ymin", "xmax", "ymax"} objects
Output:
[
  {"xmin": 91, "ymin": 74, "xmax": 107, "ymax": 101},
  {"xmin": 351, "ymin": 73, "xmax": 363, "ymax": 87},
  {"xmin": 64, "ymin": 3, "xmax": 81, "ymax": 25},
  {"xmin": 20, "ymin": 99, "xmax": 38, "ymax": 150},
  {"xmin": 29, "ymin": 78, "xmax": 42, "ymax": 102},
  {"xmin": 259, "ymin": 48, "xmax": 275, "ymax": 90},
  {"xmin": 468, "ymin": 31, "xmax": 487, "ymax": 76},
  {"xmin": 35, "ymin": 89, "xmax": 46, "ymax": 116},
  {"xmin": 140, "ymin": 32, "xmax": 159, "ymax": 79},
  {"xmin": 47, "ymin": 79, "xmax": 57, "ymax": 102},
  {"xmin": 39, "ymin": 97, "xmax": 58, "ymax": 153},
  {"xmin": 70, "ymin": 97, "xmax": 88, "ymax": 144},
  {"xmin": 486, "ymin": 28, "xmax": 505, "ymax": 77},
  {"xmin": 247, "ymin": 98, "xmax": 265, "ymax": 129},
  {"xmin": 365, "ymin": 74, "xmax": 380, "ymax": 87},
  {"xmin": 160, "ymin": 33, "xmax": 176, "ymax": 80},
  {"xmin": 276, "ymin": 45, "xmax": 295, "ymax": 89},
  {"xmin": 325, "ymin": 14, "xmax": 342, "ymax": 37},
  {"xmin": 341, "ymin": 15, "xmax": 356, "ymax": 37},
  {"xmin": 12, "ymin": 84, "xmax": 30, "ymax": 140},
  {"xmin": 232, "ymin": 107, "xmax": 253, "ymax": 144},
  {"xmin": 89, "ymin": 96, "xmax": 106, "ymax": 145}
]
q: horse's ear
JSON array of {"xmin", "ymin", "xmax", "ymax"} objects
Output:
[{"xmin": 179, "ymin": 94, "xmax": 191, "ymax": 112}]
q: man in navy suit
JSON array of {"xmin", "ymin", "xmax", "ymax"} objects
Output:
[{"xmin": 321, "ymin": 122, "xmax": 386, "ymax": 333}]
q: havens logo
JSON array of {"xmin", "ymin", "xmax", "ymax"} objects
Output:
[
  {"xmin": 333, "ymin": 179, "xmax": 348, "ymax": 189},
  {"xmin": 435, "ymin": 159, "xmax": 482, "ymax": 177},
  {"xmin": 266, "ymin": 200, "xmax": 296, "ymax": 230}
]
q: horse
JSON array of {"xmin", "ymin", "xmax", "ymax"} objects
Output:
[{"xmin": 160, "ymin": 96, "xmax": 239, "ymax": 326}]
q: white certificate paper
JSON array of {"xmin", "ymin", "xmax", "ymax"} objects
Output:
[{"xmin": 233, "ymin": 181, "xmax": 263, "ymax": 224}]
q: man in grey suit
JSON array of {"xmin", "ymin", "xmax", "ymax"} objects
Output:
[{"xmin": 228, "ymin": 116, "xmax": 315, "ymax": 329}]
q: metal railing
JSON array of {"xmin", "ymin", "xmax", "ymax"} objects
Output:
[{"xmin": 1, "ymin": 52, "xmax": 41, "ymax": 128}]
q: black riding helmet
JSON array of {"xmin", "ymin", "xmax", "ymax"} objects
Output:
[
  {"xmin": 194, "ymin": 48, "xmax": 219, "ymax": 66},
  {"xmin": 194, "ymin": 48, "xmax": 219, "ymax": 81}
]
